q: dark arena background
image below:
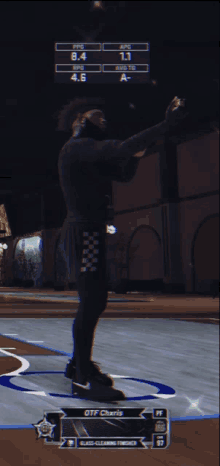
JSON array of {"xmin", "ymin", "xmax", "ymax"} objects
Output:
[{"xmin": 0, "ymin": 1, "xmax": 219, "ymax": 465}]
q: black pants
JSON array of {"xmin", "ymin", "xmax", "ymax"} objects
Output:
[{"xmin": 69, "ymin": 222, "xmax": 108, "ymax": 383}]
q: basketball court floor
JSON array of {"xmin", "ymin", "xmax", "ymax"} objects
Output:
[{"xmin": 0, "ymin": 316, "xmax": 219, "ymax": 427}]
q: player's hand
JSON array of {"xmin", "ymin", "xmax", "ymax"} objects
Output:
[{"xmin": 165, "ymin": 96, "xmax": 189, "ymax": 127}]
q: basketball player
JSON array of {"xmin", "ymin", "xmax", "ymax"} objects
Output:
[{"xmin": 57, "ymin": 96, "xmax": 188, "ymax": 401}]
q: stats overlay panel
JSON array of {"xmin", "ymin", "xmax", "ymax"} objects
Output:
[
  {"xmin": 54, "ymin": 42, "xmax": 150, "ymax": 84},
  {"xmin": 34, "ymin": 407, "xmax": 170, "ymax": 450}
]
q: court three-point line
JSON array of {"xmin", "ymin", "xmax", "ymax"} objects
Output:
[{"xmin": 0, "ymin": 348, "xmax": 30, "ymax": 376}]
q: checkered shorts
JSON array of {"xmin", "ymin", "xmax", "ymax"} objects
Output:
[{"xmin": 80, "ymin": 231, "xmax": 100, "ymax": 273}]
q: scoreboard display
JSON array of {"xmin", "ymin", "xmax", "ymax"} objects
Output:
[{"xmin": 54, "ymin": 42, "xmax": 150, "ymax": 84}]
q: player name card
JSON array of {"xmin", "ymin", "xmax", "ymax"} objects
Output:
[{"xmin": 34, "ymin": 407, "xmax": 170, "ymax": 449}]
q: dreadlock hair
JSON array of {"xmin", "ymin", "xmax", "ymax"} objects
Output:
[{"xmin": 54, "ymin": 96, "xmax": 106, "ymax": 133}]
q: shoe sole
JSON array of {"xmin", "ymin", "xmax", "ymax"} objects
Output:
[
  {"xmin": 65, "ymin": 363, "xmax": 114, "ymax": 387},
  {"xmin": 72, "ymin": 380, "xmax": 126, "ymax": 401}
]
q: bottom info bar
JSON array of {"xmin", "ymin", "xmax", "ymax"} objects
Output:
[
  {"xmin": 33, "ymin": 407, "xmax": 171, "ymax": 450},
  {"xmin": 60, "ymin": 434, "xmax": 168, "ymax": 449}
]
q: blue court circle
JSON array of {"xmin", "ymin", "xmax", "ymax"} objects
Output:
[{"xmin": 0, "ymin": 371, "xmax": 175, "ymax": 401}]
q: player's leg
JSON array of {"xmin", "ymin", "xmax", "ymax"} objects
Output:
[{"xmin": 71, "ymin": 224, "xmax": 108, "ymax": 383}]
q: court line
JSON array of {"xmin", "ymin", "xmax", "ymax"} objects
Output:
[
  {"xmin": 0, "ymin": 347, "xmax": 16, "ymax": 350},
  {"xmin": 0, "ymin": 334, "xmax": 70, "ymax": 356},
  {"xmin": 26, "ymin": 341, "xmax": 44, "ymax": 343},
  {"xmin": 0, "ymin": 348, "xmax": 30, "ymax": 376}
]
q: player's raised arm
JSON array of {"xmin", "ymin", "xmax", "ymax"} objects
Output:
[{"xmin": 123, "ymin": 96, "xmax": 189, "ymax": 159}]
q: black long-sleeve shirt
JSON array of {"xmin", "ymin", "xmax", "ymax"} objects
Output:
[{"xmin": 58, "ymin": 121, "xmax": 167, "ymax": 223}]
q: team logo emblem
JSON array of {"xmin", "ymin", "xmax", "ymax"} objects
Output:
[{"xmin": 34, "ymin": 416, "xmax": 56, "ymax": 439}]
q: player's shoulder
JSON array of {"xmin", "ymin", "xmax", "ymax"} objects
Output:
[
  {"xmin": 94, "ymin": 139, "xmax": 122, "ymax": 150},
  {"xmin": 60, "ymin": 137, "xmax": 82, "ymax": 153},
  {"xmin": 60, "ymin": 138, "xmax": 122, "ymax": 158}
]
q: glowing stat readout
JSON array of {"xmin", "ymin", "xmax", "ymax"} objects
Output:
[{"xmin": 54, "ymin": 42, "xmax": 150, "ymax": 84}]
